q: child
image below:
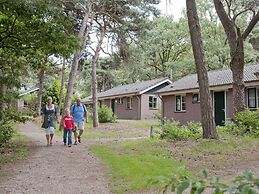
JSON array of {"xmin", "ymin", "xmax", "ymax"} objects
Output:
[{"xmin": 62, "ymin": 108, "xmax": 75, "ymax": 147}]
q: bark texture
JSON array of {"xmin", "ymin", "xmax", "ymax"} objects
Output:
[
  {"xmin": 35, "ymin": 69, "xmax": 45, "ymax": 116},
  {"xmin": 57, "ymin": 58, "xmax": 66, "ymax": 117},
  {"xmin": 92, "ymin": 26, "xmax": 106, "ymax": 128},
  {"xmin": 186, "ymin": 0, "xmax": 218, "ymax": 139},
  {"xmin": 63, "ymin": 0, "xmax": 93, "ymax": 111}
]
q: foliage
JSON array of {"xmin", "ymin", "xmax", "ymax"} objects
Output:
[
  {"xmin": 98, "ymin": 106, "xmax": 116, "ymax": 123},
  {"xmin": 43, "ymin": 79, "xmax": 64, "ymax": 105},
  {"xmin": 160, "ymin": 120, "xmax": 202, "ymax": 140},
  {"xmin": 0, "ymin": 125, "xmax": 14, "ymax": 145},
  {"xmin": 150, "ymin": 170, "xmax": 259, "ymax": 194},
  {"xmin": 0, "ymin": 0, "xmax": 78, "ymax": 114},
  {"xmin": 221, "ymin": 110, "xmax": 259, "ymax": 137},
  {"xmin": 0, "ymin": 108, "xmax": 28, "ymax": 145}
]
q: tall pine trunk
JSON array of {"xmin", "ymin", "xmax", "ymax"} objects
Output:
[
  {"xmin": 186, "ymin": 0, "xmax": 218, "ymax": 139},
  {"xmin": 57, "ymin": 58, "xmax": 66, "ymax": 117},
  {"xmin": 63, "ymin": 0, "xmax": 93, "ymax": 111},
  {"xmin": 92, "ymin": 26, "xmax": 106, "ymax": 128},
  {"xmin": 35, "ymin": 69, "xmax": 45, "ymax": 116}
]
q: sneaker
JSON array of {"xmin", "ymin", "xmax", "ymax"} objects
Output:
[
  {"xmin": 78, "ymin": 136, "xmax": 81, "ymax": 143},
  {"xmin": 68, "ymin": 144, "xmax": 71, "ymax": 147},
  {"xmin": 74, "ymin": 142, "xmax": 77, "ymax": 145}
]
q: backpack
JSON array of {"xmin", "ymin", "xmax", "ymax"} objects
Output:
[{"xmin": 72, "ymin": 104, "xmax": 86, "ymax": 113}]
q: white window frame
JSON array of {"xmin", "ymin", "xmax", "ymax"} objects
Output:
[
  {"xmin": 192, "ymin": 93, "xmax": 200, "ymax": 103},
  {"xmin": 175, "ymin": 95, "xmax": 186, "ymax": 112},
  {"xmin": 247, "ymin": 88, "xmax": 257, "ymax": 108},
  {"xmin": 117, "ymin": 98, "xmax": 123, "ymax": 104},
  {"xmin": 126, "ymin": 97, "xmax": 132, "ymax": 110},
  {"xmin": 149, "ymin": 96, "xmax": 158, "ymax": 109}
]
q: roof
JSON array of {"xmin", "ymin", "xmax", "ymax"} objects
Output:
[
  {"xmin": 81, "ymin": 77, "xmax": 171, "ymax": 102},
  {"xmin": 157, "ymin": 64, "xmax": 259, "ymax": 94},
  {"xmin": 19, "ymin": 87, "xmax": 39, "ymax": 96}
]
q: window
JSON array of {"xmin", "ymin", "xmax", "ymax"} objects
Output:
[
  {"xmin": 149, "ymin": 96, "xmax": 158, "ymax": 109},
  {"xmin": 192, "ymin": 93, "xmax": 200, "ymax": 103},
  {"xmin": 117, "ymin": 98, "xmax": 123, "ymax": 104},
  {"xmin": 126, "ymin": 97, "xmax": 132, "ymax": 109},
  {"xmin": 175, "ymin": 95, "xmax": 186, "ymax": 112},
  {"xmin": 248, "ymin": 88, "xmax": 256, "ymax": 108}
]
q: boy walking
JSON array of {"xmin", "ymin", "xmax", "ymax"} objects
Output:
[{"xmin": 62, "ymin": 108, "xmax": 74, "ymax": 147}]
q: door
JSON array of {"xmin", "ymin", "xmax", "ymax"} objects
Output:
[
  {"xmin": 214, "ymin": 91, "xmax": 225, "ymax": 126},
  {"xmin": 111, "ymin": 99, "xmax": 115, "ymax": 114}
]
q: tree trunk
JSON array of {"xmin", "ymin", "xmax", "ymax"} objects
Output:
[
  {"xmin": 35, "ymin": 69, "xmax": 45, "ymax": 116},
  {"xmin": 213, "ymin": 0, "xmax": 249, "ymax": 114},
  {"xmin": 57, "ymin": 58, "xmax": 66, "ymax": 117},
  {"xmin": 0, "ymin": 85, "xmax": 7, "ymax": 111},
  {"xmin": 92, "ymin": 28, "xmax": 106, "ymax": 128},
  {"xmin": 186, "ymin": 0, "xmax": 218, "ymax": 139},
  {"xmin": 231, "ymin": 35, "xmax": 245, "ymax": 113},
  {"xmin": 63, "ymin": 0, "xmax": 93, "ymax": 111}
]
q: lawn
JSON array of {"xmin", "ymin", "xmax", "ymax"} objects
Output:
[
  {"xmin": 89, "ymin": 125, "xmax": 259, "ymax": 193},
  {"xmin": 90, "ymin": 139, "xmax": 190, "ymax": 193},
  {"xmin": 55, "ymin": 119, "xmax": 157, "ymax": 139}
]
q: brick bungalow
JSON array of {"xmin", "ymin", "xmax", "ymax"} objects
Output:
[
  {"xmin": 157, "ymin": 64, "xmax": 259, "ymax": 125},
  {"xmin": 81, "ymin": 78, "xmax": 172, "ymax": 120}
]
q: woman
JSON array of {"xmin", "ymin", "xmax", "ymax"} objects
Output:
[{"xmin": 42, "ymin": 96, "xmax": 59, "ymax": 146}]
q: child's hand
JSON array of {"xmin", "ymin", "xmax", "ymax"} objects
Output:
[{"xmin": 63, "ymin": 125, "xmax": 66, "ymax": 128}]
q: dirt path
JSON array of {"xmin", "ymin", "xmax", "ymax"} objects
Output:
[{"xmin": 0, "ymin": 122, "xmax": 111, "ymax": 194}]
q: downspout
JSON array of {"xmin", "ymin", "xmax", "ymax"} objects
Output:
[
  {"xmin": 158, "ymin": 94, "xmax": 164, "ymax": 124},
  {"xmin": 136, "ymin": 95, "xmax": 141, "ymax": 120}
]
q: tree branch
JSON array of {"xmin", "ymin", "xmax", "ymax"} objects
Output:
[{"xmin": 242, "ymin": 11, "xmax": 259, "ymax": 40}]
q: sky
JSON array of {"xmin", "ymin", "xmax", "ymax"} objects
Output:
[{"xmin": 156, "ymin": 0, "xmax": 186, "ymax": 19}]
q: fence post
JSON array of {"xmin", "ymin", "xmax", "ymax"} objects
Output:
[{"xmin": 150, "ymin": 126, "xmax": 153, "ymax": 138}]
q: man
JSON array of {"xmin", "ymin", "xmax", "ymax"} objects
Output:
[{"xmin": 70, "ymin": 98, "xmax": 87, "ymax": 145}]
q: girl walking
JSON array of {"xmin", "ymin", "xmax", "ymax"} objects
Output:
[{"xmin": 62, "ymin": 108, "xmax": 75, "ymax": 147}]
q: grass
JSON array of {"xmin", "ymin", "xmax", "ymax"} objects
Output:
[
  {"xmin": 129, "ymin": 120, "xmax": 160, "ymax": 129},
  {"xmin": 0, "ymin": 128, "xmax": 29, "ymax": 166},
  {"xmin": 90, "ymin": 139, "xmax": 190, "ymax": 193},
  {"xmin": 84, "ymin": 130, "xmax": 144, "ymax": 139}
]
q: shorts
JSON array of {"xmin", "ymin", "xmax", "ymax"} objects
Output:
[
  {"xmin": 45, "ymin": 127, "xmax": 54, "ymax": 135},
  {"xmin": 74, "ymin": 121, "xmax": 84, "ymax": 130}
]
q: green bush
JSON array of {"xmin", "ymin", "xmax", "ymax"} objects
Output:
[
  {"xmin": 221, "ymin": 110, "xmax": 259, "ymax": 137},
  {"xmin": 160, "ymin": 120, "xmax": 202, "ymax": 140},
  {"xmin": 150, "ymin": 170, "xmax": 259, "ymax": 194},
  {"xmin": 234, "ymin": 109, "xmax": 259, "ymax": 137},
  {"xmin": 98, "ymin": 106, "xmax": 117, "ymax": 123},
  {"xmin": 0, "ymin": 125, "xmax": 14, "ymax": 145}
]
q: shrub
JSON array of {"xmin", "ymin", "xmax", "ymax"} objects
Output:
[
  {"xmin": 234, "ymin": 109, "xmax": 259, "ymax": 137},
  {"xmin": 160, "ymin": 120, "xmax": 202, "ymax": 140},
  {"xmin": 98, "ymin": 106, "xmax": 116, "ymax": 123},
  {"xmin": 0, "ymin": 125, "xmax": 14, "ymax": 145},
  {"xmin": 149, "ymin": 170, "xmax": 259, "ymax": 194}
]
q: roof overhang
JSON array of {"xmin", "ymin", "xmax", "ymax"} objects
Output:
[
  {"xmin": 158, "ymin": 80, "xmax": 259, "ymax": 96},
  {"xmin": 139, "ymin": 79, "xmax": 172, "ymax": 95}
]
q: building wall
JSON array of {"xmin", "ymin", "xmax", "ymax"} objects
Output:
[
  {"xmin": 140, "ymin": 94, "xmax": 161, "ymax": 120},
  {"xmin": 162, "ymin": 89, "xmax": 251, "ymax": 124},
  {"xmin": 103, "ymin": 96, "xmax": 141, "ymax": 120},
  {"xmin": 162, "ymin": 93, "xmax": 202, "ymax": 124}
]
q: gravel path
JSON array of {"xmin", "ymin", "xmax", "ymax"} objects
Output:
[{"xmin": 0, "ymin": 122, "xmax": 111, "ymax": 194}]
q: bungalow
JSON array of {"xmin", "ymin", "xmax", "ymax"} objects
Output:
[
  {"xmin": 81, "ymin": 78, "xmax": 172, "ymax": 120},
  {"xmin": 17, "ymin": 87, "xmax": 39, "ymax": 110},
  {"xmin": 157, "ymin": 64, "xmax": 259, "ymax": 125}
]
